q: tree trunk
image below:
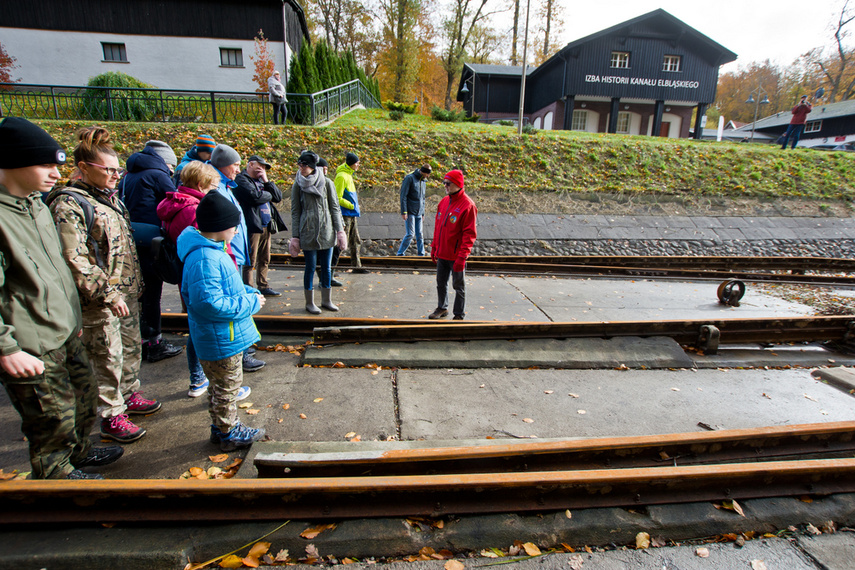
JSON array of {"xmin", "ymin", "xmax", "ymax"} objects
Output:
[{"xmin": 511, "ymin": 0, "xmax": 520, "ymax": 66}]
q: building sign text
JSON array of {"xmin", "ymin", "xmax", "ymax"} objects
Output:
[{"xmin": 585, "ymin": 75, "xmax": 700, "ymax": 89}]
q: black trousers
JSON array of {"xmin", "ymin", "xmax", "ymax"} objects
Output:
[
  {"xmin": 435, "ymin": 258, "xmax": 465, "ymax": 317},
  {"xmin": 137, "ymin": 246, "xmax": 163, "ymax": 342}
]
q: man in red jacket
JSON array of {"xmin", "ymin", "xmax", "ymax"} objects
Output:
[
  {"xmin": 429, "ymin": 169, "xmax": 477, "ymax": 320},
  {"xmin": 780, "ymin": 95, "xmax": 812, "ymax": 150}
]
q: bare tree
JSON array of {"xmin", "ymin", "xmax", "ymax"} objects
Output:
[
  {"xmin": 813, "ymin": 0, "xmax": 855, "ymax": 101},
  {"xmin": 510, "ymin": 0, "xmax": 520, "ymax": 65}
]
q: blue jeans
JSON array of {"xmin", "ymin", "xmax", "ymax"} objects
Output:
[
  {"xmin": 304, "ymin": 248, "xmax": 333, "ymax": 289},
  {"xmin": 781, "ymin": 124, "xmax": 805, "ymax": 149},
  {"xmin": 187, "ymin": 336, "xmax": 205, "ymax": 385},
  {"xmin": 397, "ymin": 215, "xmax": 424, "ymax": 256},
  {"xmin": 435, "ymin": 258, "xmax": 466, "ymax": 317}
]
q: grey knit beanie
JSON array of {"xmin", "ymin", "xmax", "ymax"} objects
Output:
[
  {"xmin": 144, "ymin": 140, "xmax": 177, "ymax": 167},
  {"xmin": 211, "ymin": 144, "xmax": 242, "ymax": 168}
]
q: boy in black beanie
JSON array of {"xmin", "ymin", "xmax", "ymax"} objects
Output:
[
  {"xmin": 177, "ymin": 192, "xmax": 267, "ymax": 451},
  {"xmin": 0, "ymin": 117, "xmax": 123, "ymax": 479}
]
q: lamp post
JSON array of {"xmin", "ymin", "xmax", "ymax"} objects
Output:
[
  {"xmin": 746, "ymin": 87, "xmax": 770, "ymax": 143},
  {"xmin": 460, "ymin": 77, "xmax": 474, "ymax": 117}
]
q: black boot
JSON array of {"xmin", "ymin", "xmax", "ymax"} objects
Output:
[{"xmin": 145, "ymin": 338, "xmax": 183, "ymax": 363}]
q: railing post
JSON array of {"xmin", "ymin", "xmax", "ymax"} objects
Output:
[
  {"xmin": 106, "ymin": 88, "xmax": 115, "ymax": 121},
  {"xmin": 310, "ymin": 94, "xmax": 316, "ymax": 125},
  {"xmin": 159, "ymin": 90, "xmax": 165, "ymax": 121},
  {"xmin": 51, "ymin": 86, "xmax": 59, "ymax": 119},
  {"xmin": 210, "ymin": 92, "xmax": 217, "ymax": 123}
]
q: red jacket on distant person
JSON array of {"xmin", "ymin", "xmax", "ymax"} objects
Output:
[
  {"xmin": 790, "ymin": 102, "xmax": 812, "ymax": 125},
  {"xmin": 156, "ymin": 186, "xmax": 206, "ymax": 243},
  {"xmin": 431, "ymin": 188, "xmax": 477, "ymax": 270}
]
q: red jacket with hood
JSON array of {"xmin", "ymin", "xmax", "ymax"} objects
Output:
[{"xmin": 431, "ymin": 188, "xmax": 477, "ymax": 268}]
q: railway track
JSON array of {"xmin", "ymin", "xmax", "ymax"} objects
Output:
[
  {"xmin": 3, "ymin": 422, "xmax": 854, "ymax": 524},
  {"xmin": 271, "ymin": 254, "xmax": 855, "ymax": 285}
]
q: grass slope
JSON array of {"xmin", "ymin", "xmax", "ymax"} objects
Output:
[{"xmin": 36, "ymin": 109, "xmax": 855, "ymax": 211}]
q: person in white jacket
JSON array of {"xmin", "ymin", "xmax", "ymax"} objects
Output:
[{"xmin": 268, "ymin": 71, "xmax": 287, "ymax": 125}]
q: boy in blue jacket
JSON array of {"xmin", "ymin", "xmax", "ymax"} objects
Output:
[{"xmin": 177, "ymin": 192, "xmax": 267, "ymax": 451}]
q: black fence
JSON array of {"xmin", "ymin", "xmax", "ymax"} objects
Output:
[{"xmin": 0, "ymin": 79, "xmax": 381, "ymax": 125}]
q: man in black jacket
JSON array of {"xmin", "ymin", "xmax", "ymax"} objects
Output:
[{"xmin": 233, "ymin": 155, "xmax": 283, "ymax": 296}]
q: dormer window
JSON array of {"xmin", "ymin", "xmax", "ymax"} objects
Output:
[{"xmin": 610, "ymin": 51, "xmax": 630, "ymax": 69}]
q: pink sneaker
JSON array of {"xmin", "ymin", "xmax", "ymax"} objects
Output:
[
  {"xmin": 100, "ymin": 414, "xmax": 146, "ymax": 443},
  {"xmin": 126, "ymin": 392, "xmax": 162, "ymax": 415}
]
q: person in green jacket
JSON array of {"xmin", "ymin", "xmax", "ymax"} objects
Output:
[
  {"xmin": 332, "ymin": 152, "xmax": 368, "ymax": 274},
  {"xmin": 0, "ymin": 117, "xmax": 123, "ymax": 479}
]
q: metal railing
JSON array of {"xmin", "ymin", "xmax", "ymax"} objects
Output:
[{"xmin": 0, "ymin": 79, "xmax": 381, "ymax": 125}]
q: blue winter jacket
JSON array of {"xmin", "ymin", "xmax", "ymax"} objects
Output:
[
  {"xmin": 120, "ymin": 147, "xmax": 174, "ymax": 226},
  {"xmin": 210, "ymin": 167, "xmax": 250, "ymax": 267},
  {"xmin": 177, "ymin": 226, "xmax": 261, "ymax": 361},
  {"xmin": 172, "ymin": 147, "xmax": 203, "ymax": 186}
]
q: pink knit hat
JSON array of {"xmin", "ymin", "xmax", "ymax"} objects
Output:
[{"xmin": 444, "ymin": 169, "xmax": 464, "ymax": 190}]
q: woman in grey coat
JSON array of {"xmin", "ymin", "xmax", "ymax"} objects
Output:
[{"xmin": 289, "ymin": 152, "xmax": 346, "ymax": 314}]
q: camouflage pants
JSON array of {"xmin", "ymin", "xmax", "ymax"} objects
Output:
[
  {"xmin": 82, "ymin": 303, "xmax": 142, "ymax": 418},
  {"xmin": 343, "ymin": 217, "xmax": 362, "ymax": 267},
  {"xmin": 200, "ymin": 354, "xmax": 243, "ymax": 432},
  {"xmin": 0, "ymin": 334, "xmax": 98, "ymax": 479}
]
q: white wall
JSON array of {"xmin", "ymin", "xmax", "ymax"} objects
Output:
[{"xmin": 1, "ymin": 28, "xmax": 288, "ymax": 92}]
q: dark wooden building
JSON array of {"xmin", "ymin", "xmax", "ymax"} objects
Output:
[
  {"xmin": 0, "ymin": 0, "xmax": 310, "ymax": 92},
  {"xmin": 458, "ymin": 9, "xmax": 736, "ymax": 139}
]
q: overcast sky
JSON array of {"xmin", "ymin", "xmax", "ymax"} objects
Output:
[{"xmin": 533, "ymin": 0, "xmax": 850, "ymax": 73}]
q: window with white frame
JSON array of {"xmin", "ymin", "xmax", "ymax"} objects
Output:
[
  {"xmin": 662, "ymin": 55, "xmax": 681, "ymax": 72},
  {"xmin": 102, "ymin": 43, "xmax": 127, "ymax": 63},
  {"xmin": 610, "ymin": 51, "xmax": 630, "ymax": 68},
  {"xmin": 804, "ymin": 120, "xmax": 822, "ymax": 133},
  {"xmin": 571, "ymin": 110, "xmax": 588, "ymax": 131},
  {"xmin": 616, "ymin": 112, "xmax": 631, "ymax": 134},
  {"xmin": 220, "ymin": 48, "xmax": 244, "ymax": 67}
]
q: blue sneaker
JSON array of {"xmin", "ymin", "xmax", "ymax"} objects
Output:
[
  {"xmin": 188, "ymin": 378, "xmax": 209, "ymax": 398},
  {"xmin": 213, "ymin": 422, "xmax": 266, "ymax": 451},
  {"xmin": 236, "ymin": 385, "xmax": 251, "ymax": 402}
]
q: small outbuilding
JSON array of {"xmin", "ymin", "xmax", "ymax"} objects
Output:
[
  {"xmin": 457, "ymin": 9, "xmax": 737, "ymax": 139},
  {"xmin": 736, "ymin": 99, "xmax": 855, "ymax": 148}
]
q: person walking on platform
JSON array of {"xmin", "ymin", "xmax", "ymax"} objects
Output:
[
  {"xmin": 397, "ymin": 164, "xmax": 431, "ymax": 256},
  {"xmin": 429, "ymin": 170, "xmax": 477, "ymax": 321},
  {"xmin": 333, "ymin": 152, "xmax": 367, "ymax": 273},
  {"xmin": 48, "ymin": 127, "xmax": 161, "ymax": 444},
  {"xmin": 0, "ymin": 117, "xmax": 123, "ymax": 478},
  {"xmin": 290, "ymin": 152, "xmax": 346, "ymax": 314}
]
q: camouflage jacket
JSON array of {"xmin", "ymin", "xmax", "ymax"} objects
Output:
[{"xmin": 48, "ymin": 181, "xmax": 143, "ymax": 312}]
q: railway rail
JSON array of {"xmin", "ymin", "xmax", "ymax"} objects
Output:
[
  {"xmin": 2, "ymin": 422, "xmax": 854, "ymax": 524},
  {"xmin": 270, "ymin": 254, "xmax": 855, "ymax": 285}
]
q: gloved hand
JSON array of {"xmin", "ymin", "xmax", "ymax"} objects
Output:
[
  {"xmin": 336, "ymin": 230, "xmax": 347, "ymax": 251},
  {"xmin": 453, "ymin": 259, "xmax": 466, "ymax": 273},
  {"xmin": 289, "ymin": 238, "xmax": 301, "ymax": 257}
]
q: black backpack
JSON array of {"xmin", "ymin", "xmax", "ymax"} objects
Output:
[{"xmin": 151, "ymin": 235, "xmax": 183, "ymax": 285}]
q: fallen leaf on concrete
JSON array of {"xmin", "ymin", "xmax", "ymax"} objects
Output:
[
  {"xmin": 300, "ymin": 523, "xmax": 337, "ymax": 539},
  {"xmin": 238, "ymin": 402, "xmax": 253, "ymax": 409},
  {"xmin": 218, "ymin": 555, "xmax": 243, "ymax": 568},
  {"xmin": 750, "ymin": 561, "xmax": 767, "ymax": 570},
  {"xmin": 577, "ymin": 410, "xmax": 586, "ymax": 415},
  {"xmin": 671, "ymin": 387, "xmax": 680, "ymax": 391},
  {"xmin": 299, "ymin": 413, "xmax": 307, "ymax": 419},
  {"xmin": 615, "ymin": 364, "xmax": 629, "ymax": 370},
  {"xmin": 567, "ymin": 554, "xmax": 584, "ymax": 569},
  {"xmin": 568, "ymin": 393, "xmax": 580, "ymax": 398},
  {"xmin": 544, "ymin": 390, "xmax": 554, "ymax": 394},
  {"xmin": 274, "ymin": 549, "xmax": 289, "ymax": 562},
  {"xmin": 333, "ymin": 362, "xmax": 345, "ymax": 368},
  {"xmin": 806, "ymin": 523, "xmax": 822, "ymax": 535},
  {"xmin": 445, "ymin": 560, "xmax": 465, "ymax": 570},
  {"xmin": 305, "ymin": 544, "xmax": 320, "ymax": 558},
  {"xmin": 635, "ymin": 532, "xmax": 650, "ymax": 549},
  {"xmin": 342, "ymin": 558, "xmax": 357, "ymax": 564},
  {"xmin": 480, "ymin": 384, "xmax": 486, "ymax": 388},
  {"xmin": 313, "ymin": 398, "xmax": 324, "ymax": 403},
  {"xmin": 208, "ymin": 454, "xmax": 229, "ymax": 463},
  {"xmin": 0, "ymin": 469, "xmax": 19, "ymax": 481},
  {"xmin": 731, "ymin": 500, "xmax": 745, "ymax": 517},
  {"xmin": 282, "ymin": 404, "xmax": 290, "ymax": 410},
  {"xmin": 508, "ymin": 544, "xmax": 520, "ymax": 556},
  {"xmin": 206, "ymin": 467, "xmax": 223, "ymax": 478},
  {"xmin": 762, "ymin": 393, "xmax": 771, "ymax": 399},
  {"xmin": 804, "ymin": 394, "xmax": 818, "ymax": 402},
  {"xmin": 695, "ymin": 547, "xmax": 710, "ymax": 558},
  {"xmin": 651, "ymin": 537, "xmax": 666, "ymax": 548},
  {"xmin": 523, "ymin": 418, "xmax": 535, "ymax": 423},
  {"xmin": 522, "ymin": 543, "xmax": 541, "ymax": 556},
  {"xmin": 479, "ymin": 550, "xmax": 499, "ymax": 558},
  {"xmin": 821, "ymin": 521, "xmax": 836, "ymax": 533},
  {"xmin": 241, "ymin": 556, "xmax": 259, "ymax": 568},
  {"xmin": 189, "ymin": 467, "xmax": 204, "ymax": 477},
  {"xmin": 248, "ymin": 542, "xmax": 271, "ymax": 559},
  {"xmin": 345, "ymin": 432, "xmax": 357, "ymax": 438},
  {"xmin": 565, "ymin": 510, "xmax": 572, "ymax": 519},
  {"xmin": 245, "ymin": 409, "xmax": 260, "ymax": 415}
]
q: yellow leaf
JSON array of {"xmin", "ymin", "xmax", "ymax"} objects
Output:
[
  {"xmin": 333, "ymin": 361, "xmax": 346, "ymax": 368},
  {"xmin": 238, "ymin": 402, "xmax": 253, "ymax": 409},
  {"xmin": 345, "ymin": 432, "xmax": 357, "ymax": 438},
  {"xmin": 522, "ymin": 542, "xmax": 541, "ymax": 556},
  {"xmin": 635, "ymin": 532, "xmax": 650, "ymax": 549},
  {"xmin": 522, "ymin": 418, "xmax": 534, "ymax": 423},
  {"xmin": 444, "ymin": 560, "xmax": 465, "ymax": 570},
  {"xmin": 242, "ymin": 556, "xmax": 260, "ymax": 568},
  {"xmin": 248, "ymin": 542, "xmax": 271, "ymax": 558},
  {"xmin": 565, "ymin": 510, "xmax": 572, "ymax": 519},
  {"xmin": 219, "ymin": 554, "xmax": 244, "ymax": 568},
  {"xmin": 209, "ymin": 454, "xmax": 229, "ymax": 463},
  {"xmin": 480, "ymin": 550, "xmax": 499, "ymax": 558},
  {"xmin": 300, "ymin": 523, "xmax": 337, "ymax": 539},
  {"xmin": 313, "ymin": 398, "xmax": 324, "ymax": 403},
  {"xmin": 189, "ymin": 467, "xmax": 204, "ymax": 477},
  {"xmin": 282, "ymin": 403, "xmax": 290, "ymax": 410},
  {"xmin": 206, "ymin": 467, "xmax": 223, "ymax": 478},
  {"xmin": 246, "ymin": 409, "xmax": 260, "ymax": 415},
  {"xmin": 299, "ymin": 413, "xmax": 307, "ymax": 419}
]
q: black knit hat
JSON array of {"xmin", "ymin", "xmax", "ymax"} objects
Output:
[
  {"xmin": 316, "ymin": 157, "xmax": 328, "ymax": 168},
  {"xmin": 196, "ymin": 192, "xmax": 242, "ymax": 233},
  {"xmin": 345, "ymin": 152, "xmax": 359, "ymax": 166},
  {"xmin": 298, "ymin": 151, "xmax": 318, "ymax": 169},
  {"xmin": 0, "ymin": 117, "xmax": 67, "ymax": 169}
]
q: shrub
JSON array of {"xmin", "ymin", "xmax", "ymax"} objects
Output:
[
  {"xmin": 465, "ymin": 113, "xmax": 481, "ymax": 123},
  {"xmin": 80, "ymin": 72, "xmax": 157, "ymax": 121},
  {"xmin": 431, "ymin": 105, "xmax": 466, "ymax": 122},
  {"xmin": 497, "ymin": 120, "xmax": 514, "ymax": 126},
  {"xmin": 521, "ymin": 123, "xmax": 538, "ymax": 135},
  {"xmin": 384, "ymin": 101, "xmax": 418, "ymax": 114},
  {"xmin": 389, "ymin": 110, "xmax": 404, "ymax": 121}
]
